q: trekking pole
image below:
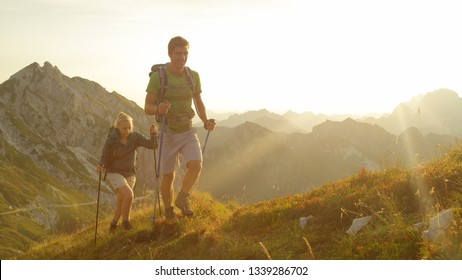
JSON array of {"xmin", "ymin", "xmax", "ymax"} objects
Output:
[
  {"xmin": 202, "ymin": 119, "xmax": 214, "ymax": 155},
  {"xmin": 152, "ymin": 147, "xmax": 162, "ymax": 223},
  {"xmin": 94, "ymin": 171, "xmax": 102, "ymax": 245},
  {"xmin": 157, "ymin": 115, "xmax": 166, "ymax": 176},
  {"xmin": 152, "ymin": 115, "xmax": 165, "ymax": 223},
  {"xmin": 152, "ymin": 148, "xmax": 157, "ymax": 223},
  {"xmin": 202, "ymin": 130, "xmax": 211, "ymax": 155}
]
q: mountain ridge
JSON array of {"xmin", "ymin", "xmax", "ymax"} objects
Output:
[{"xmin": 214, "ymin": 88, "xmax": 462, "ymax": 137}]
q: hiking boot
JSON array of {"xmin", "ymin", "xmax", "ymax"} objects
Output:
[
  {"xmin": 122, "ymin": 220, "xmax": 133, "ymax": 231},
  {"xmin": 109, "ymin": 223, "xmax": 117, "ymax": 233},
  {"xmin": 175, "ymin": 191, "xmax": 194, "ymax": 217},
  {"xmin": 165, "ymin": 206, "xmax": 176, "ymax": 221}
]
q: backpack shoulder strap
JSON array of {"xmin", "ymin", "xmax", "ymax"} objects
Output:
[
  {"xmin": 184, "ymin": 66, "xmax": 196, "ymax": 95},
  {"xmin": 184, "ymin": 67, "xmax": 201, "ymax": 118}
]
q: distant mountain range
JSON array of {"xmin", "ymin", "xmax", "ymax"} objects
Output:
[
  {"xmin": 210, "ymin": 109, "xmax": 351, "ymax": 133},
  {"xmin": 196, "ymin": 118, "xmax": 458, "ymax": 203},
  {"xmin": 364, "ymin": 89, "xmax": 462, "ymax": 136},
  {"xmin": 0, "ymin": 62, "xmax": 460, "ymax": 257},
  {"xmin": 213, "ymin": 88, "xmax": 462, "ymax": 136}
]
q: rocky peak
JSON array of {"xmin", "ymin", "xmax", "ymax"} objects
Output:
[{"xmin": 0, "ymin": 62, "xmax": 152, "ymax": 189}]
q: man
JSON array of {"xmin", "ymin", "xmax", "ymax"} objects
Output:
[{"xmin": 145, "ymin": 36, "xmax": 216, "ymax": 220}]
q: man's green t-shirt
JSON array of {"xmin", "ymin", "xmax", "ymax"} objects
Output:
[{"xmin": 146, "ymin": 67, "xmax": 202, "ymax": 133}]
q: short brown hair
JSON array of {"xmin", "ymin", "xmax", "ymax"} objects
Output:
[{"xmin": 168, "ymin": 36, "xmax": 189, "ymax": 54}]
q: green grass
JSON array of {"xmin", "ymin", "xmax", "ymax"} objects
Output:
[{"xmin": 11, "ymin": 146, "xmax": 462, "ymax": 260}]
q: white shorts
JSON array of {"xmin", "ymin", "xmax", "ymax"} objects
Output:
[
  {"xmin": 160, "ymin": 127, "xmax": 202, "ymax": 174},
  {"xmin": 105, "ymin": 173, "xmax": 136, "ymax": 190}
]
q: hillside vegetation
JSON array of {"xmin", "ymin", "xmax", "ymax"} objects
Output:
[{"xmin": 13, "ymin": 146, "xmax": 462, "ymax": 260}]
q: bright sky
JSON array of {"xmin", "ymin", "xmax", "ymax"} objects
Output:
[{"xmin": 1, "ymin": 0, "xmax": 462, "ymax": 115}]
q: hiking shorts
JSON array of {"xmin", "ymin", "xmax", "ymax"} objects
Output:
[
  {"xmin": 106, "ymin": 173, "xmax": 136, "ymax": 191},
  {"xmin": 160, "ymin": 127, "xmax": 202, "ymax": 174}
]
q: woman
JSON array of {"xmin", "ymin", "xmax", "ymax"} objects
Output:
[{"xmin": 97, "ymin": 112, "xmax": 158, "ymax": 232}]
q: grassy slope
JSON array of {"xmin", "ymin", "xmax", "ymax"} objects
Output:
[{"xmin": 13, "ymin": 147, "xmax": 462, "ymax": 260}]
